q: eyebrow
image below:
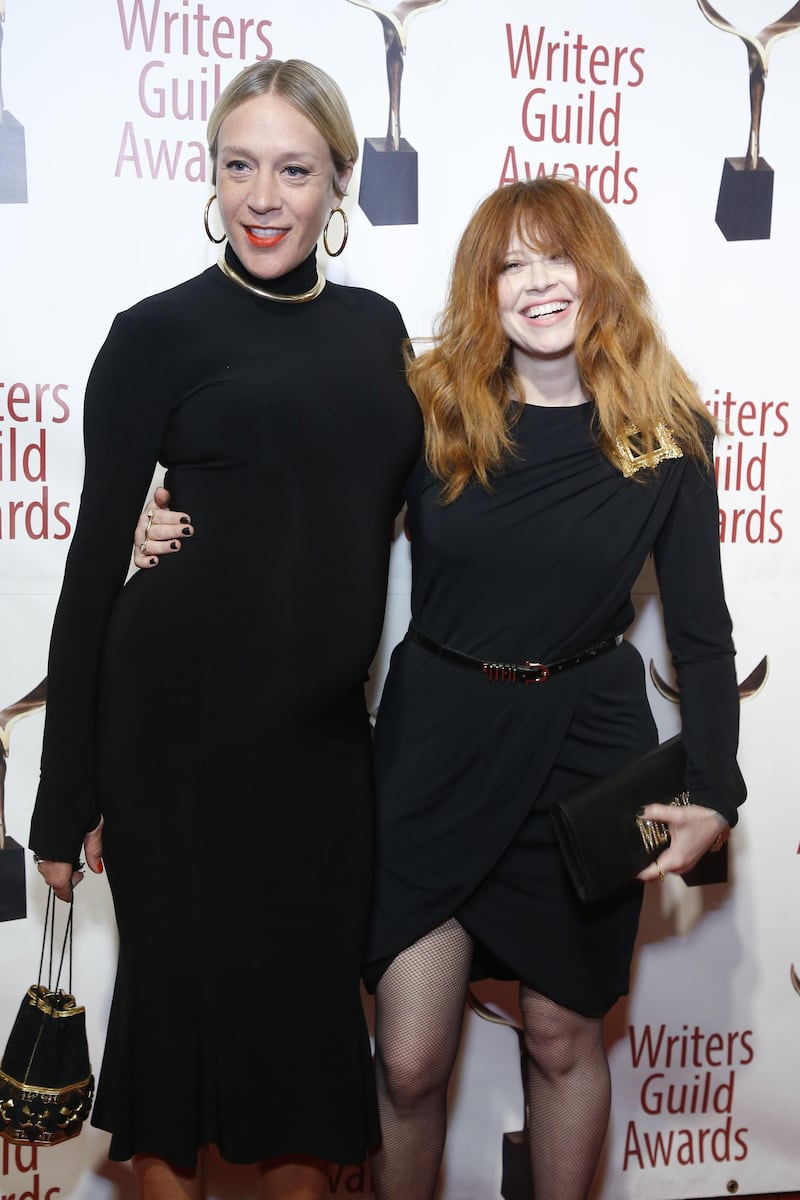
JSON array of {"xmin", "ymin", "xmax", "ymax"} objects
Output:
[{"xmin": 220, "ymin": 144, "xmax": 320, "ymax": 161}]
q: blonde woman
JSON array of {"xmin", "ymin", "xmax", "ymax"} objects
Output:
[{"xmin": 30, "ymin": 59, "xmax": 421, "ymax": 1200}]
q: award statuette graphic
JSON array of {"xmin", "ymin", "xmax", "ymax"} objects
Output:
[
  {"xmin": 697, "ymin": 0, "xmax": 800, "ymax": 240},
  {"xmin": 346, "ymin": 0, "xmax": 448, "ymax": 225},
  {"xmin": 466, "ymin": 992, "xmax": 532, "ymax": 1199},
  {"xmin": 0, "ymin": 679, "xmax": 47, "ymax": 922},
  {"xmin": 0, "ymin": 0, "xmax": 28, "ymax": 205}
]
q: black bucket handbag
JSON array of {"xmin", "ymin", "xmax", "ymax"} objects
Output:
[{"xmin": 0, "ymin": 888, "xmax": 94, "ymax": 1146}]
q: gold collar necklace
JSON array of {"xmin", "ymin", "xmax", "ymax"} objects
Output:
[{"xmin": 217, "ymin": 250, "xmax": 326, "ymax": 304}]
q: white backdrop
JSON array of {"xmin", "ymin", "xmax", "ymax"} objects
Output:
[{"xmin": 1, "ymin": 2, "xmax": 798, "ymax": 1198}]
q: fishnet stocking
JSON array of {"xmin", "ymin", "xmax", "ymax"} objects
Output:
[
  {"xmin": 371, "ymin": 919, "xmax": 474, "ymax": 1200},
  {"xmin": 519, "ymin": 986, "xmax": 610, "ymax": 1200}
]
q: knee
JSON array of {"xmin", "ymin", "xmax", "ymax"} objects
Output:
[
  {"xmin": 376, "ymin": 1037, "xmax": 452, "ymax": 1111},
  {"xmin": 522, "ymin": 1008, "xmax": 604, "ymax": 1082}
]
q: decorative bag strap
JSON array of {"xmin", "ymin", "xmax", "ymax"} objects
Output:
[{"xmin": 36, "ymin": 887, "xmax": 74, "ymax": 996}]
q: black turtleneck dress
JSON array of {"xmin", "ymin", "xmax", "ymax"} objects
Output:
[{"xmin": 30, "ymin": 249, "xmax": 422, "ymax": 1167}]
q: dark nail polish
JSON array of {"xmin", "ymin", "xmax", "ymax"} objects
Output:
[
  {"xmin": 180, "ymin": 517, "xmax": 191, "ymax": 524},
  {"xmin": 635, "ymin": 807, "xmax": 646, "ymax": 817},
  {"xmin": 181, "ymin": 528, "xmax": 192, "ymax": 536},
  {"xmin": 149, "ymin": 558, "xmax": 157, "ymax": 566},
  {"xmin": 170, "ymin": 541, "xmax": 179, "ymax": 550}
]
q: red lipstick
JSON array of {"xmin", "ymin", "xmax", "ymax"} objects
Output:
[{"xmin": 245, "ymin": 227, "xmax": 288, "ymax": 248}]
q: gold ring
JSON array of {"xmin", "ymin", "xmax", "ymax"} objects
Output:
[
  {"xmin": 140, "ymin": 510, "xmax": 154, "ymax": 554},
  {"xmin": 656, "ymin": 862, "xmax": 665, "ymax": 881}
]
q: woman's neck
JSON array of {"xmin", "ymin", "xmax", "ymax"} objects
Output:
[
  {"xmin": 221, "ymin": 243, "xmax": 320, "ymax": 299},
  {"xmin": 514, "ymin": 352, "xmax": 589, "ymax": 408}
]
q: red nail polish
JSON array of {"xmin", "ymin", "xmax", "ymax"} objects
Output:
[{"xmin": 97, "ymin": 860, "xmax": 104, "ymax": 874}]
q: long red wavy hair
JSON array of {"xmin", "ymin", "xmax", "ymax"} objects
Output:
[{"xmin": 407, "ymin": 178, "xmax": 715, "ymax": 502}]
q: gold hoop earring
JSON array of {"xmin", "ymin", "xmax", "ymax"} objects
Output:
[
  {"xmin": 323, "ymin": 207, "xmax": 348, "ymax": 257},
  {"xmin": 204, "ymin": 194, "xmax": 226, "ymax": 244}
]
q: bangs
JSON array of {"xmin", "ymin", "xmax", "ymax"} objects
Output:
[
  {"xmin": 515, "ymin": 219, "xmax": 569, "ymax": 260},
  {"xmin": 505, "ymin": 180, "xmax": 613, "ymax": 280},
  {"xmin": 491, "ymin": 216, "xmax": 568, "ymax": 275}
]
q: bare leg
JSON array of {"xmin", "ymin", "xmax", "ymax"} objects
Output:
[
  {"xmin": 372, "ymin": 918, "xmax": 474, "ymax": 1200},
  {"xmin": 132, "ymin": 1152, "xmax": 206, "ymax": 1200},
  {"xmin": 256, "ymin": 1156, "xmax": 329, "ymax": 1200},
  {"xmin": 519, "ymin": 986, "xmax": 610, "ymax": 1200}
]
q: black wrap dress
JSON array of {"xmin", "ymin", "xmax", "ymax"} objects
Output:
[
  {"xmin": 366, "ymin": 400, "xmax": 740, "ymax": 1015},
  {"xmin": 30, "ymin": 248, "xmax": 422, "ymax": 1166}
]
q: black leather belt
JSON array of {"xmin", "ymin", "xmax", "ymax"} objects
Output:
[{"xmin": 407, "ymin": 625, "xmax": 623, "ymax": 685}]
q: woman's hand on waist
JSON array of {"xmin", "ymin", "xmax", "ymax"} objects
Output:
[{"xmin": 133, "ymin": 486, "xmax": 193, "ymax": 569}]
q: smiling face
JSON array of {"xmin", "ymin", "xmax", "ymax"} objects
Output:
[
  {"xmin": 216, "ymin": 92, "xmax": 352, "ymax": 280},
  {"xmin": 497, "ymin": 234, "xmax": 582, "ymax": 368}
]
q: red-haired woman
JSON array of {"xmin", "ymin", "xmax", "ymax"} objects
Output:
[{"xmin": 364, "ymin": 179, "xmax": 740, "ymax": 1199}]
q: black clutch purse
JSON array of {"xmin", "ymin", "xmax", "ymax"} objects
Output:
[
  {"xmin": 551, "ymin": 735, "xmax": 746, "ymax": 905},
  {"xmin": 0, "ymin": 889, "xmax": 94, "ymax": 1146}
]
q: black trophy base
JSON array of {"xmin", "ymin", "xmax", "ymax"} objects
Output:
[
  {"xmin": 715, "ymin": 156, "xmax": 773, "ymax": 242},
  {"xmin": 0, "ymin": 112, "xmax": 29, "ymax": 204},
  {"xmin": 358, "ymin": 137, "xmax": 418, "ymax": 226},
  {"xmin": 501, "ymin": 1129, "xmax": 533, "ymax": 1199},
  {"xmin": 0, "ymin": 837, "xmax": 28, "ymax": 923}
]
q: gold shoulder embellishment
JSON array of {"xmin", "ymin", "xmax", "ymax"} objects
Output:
[{"xmin": 614, "ymin": 423, "xmax": 683, "ymax": 478}]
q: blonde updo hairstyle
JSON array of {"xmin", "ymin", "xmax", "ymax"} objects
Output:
[{"xmin": 207, "ymin": 58, "xmax": 359, "ymax": 197}]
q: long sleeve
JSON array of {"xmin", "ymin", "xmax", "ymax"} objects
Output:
[
  {"xmin": 653, "ymin": 446, "xmax": 741, "ymax": 826},
  {"xmin": 30, "ymin": 307, "xmax": 176, "ymax": 862}
]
